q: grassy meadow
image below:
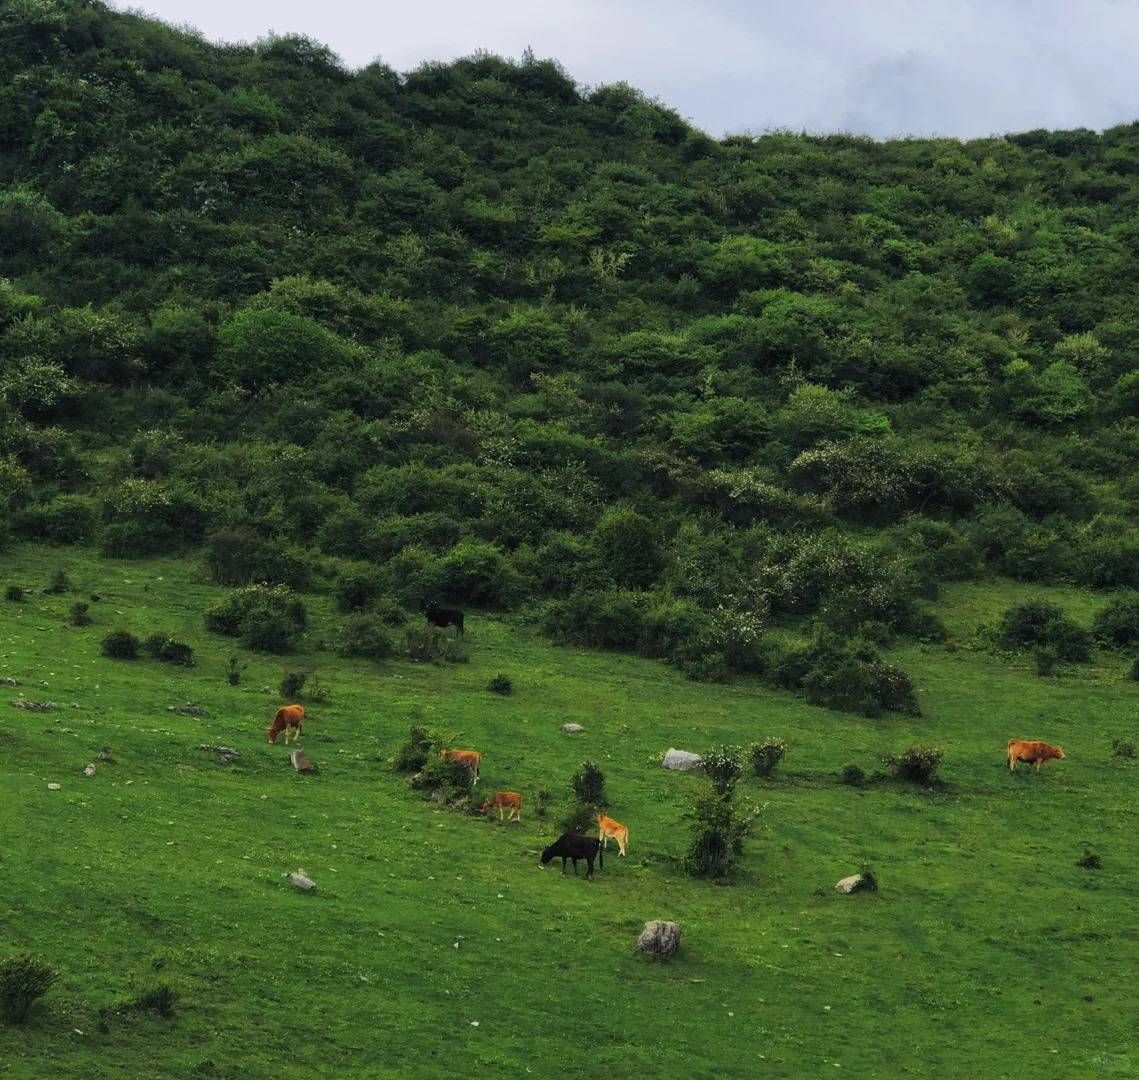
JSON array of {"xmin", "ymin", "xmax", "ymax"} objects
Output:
[{"xmin": 0, "ymin": 544, "xmax": 1136, "ymax": 1078}]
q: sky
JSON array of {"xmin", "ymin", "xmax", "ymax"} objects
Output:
[{"xmin": 111, "ymin": 0, "xmax": 1139, "ymax": 140}]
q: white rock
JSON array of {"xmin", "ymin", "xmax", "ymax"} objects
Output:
[
  {"xmin": 562, "ymin": 723, "xmax": 585, "ymax": 734},
  {"xmin": 286, "ymin": 869, "xmax": 316, "ymax": 892},
  {"xmin": 47, "ymin": 782, "xmax": 61, "ymax": 790},
  {"xmin": 83, "ymin": 764, "xmax": 96, "ymax": 777},
  {"xmin": 635, "ymin": 920, "xmax": 682, "ymax": 961},
  {"xmin": 661, "ymin": 748, "xmax": 702, "ymax": 771},
  {"xmin": 835, "ymin": 875, "xmax": 863, "ymax": 894}
]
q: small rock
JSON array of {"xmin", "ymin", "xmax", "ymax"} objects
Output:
[
  {"xmin": 635, "ymin": 920, "xmax": 682, "ymax": 961},
  {"xmin": 661, "ymin": 748, "xmax": 702, "ymax": 771},
  {"xmin": 286, "ymin": 869, "xmax": 316, "ymax": 892},
  {"xmin": 11, "ymin": 698, "xmax": 57, "ymax": 712},
  {"xmin": 97, "ymin": 747, "xmax": 112, "ymax": 762},
  {"xmin": 83, "ymin": 764, "xmax": 96, "ymax": 777},
  {"xmin": 168, "ymin": 703, "xmax": 207, "ymax": 718},
  {"xmin": 562, "ymin": 723, "xmax": 585, "ymax": 734},
  {"xmin": 835, "ymin": 874, "xmax": 874, "ymax": 894},
  {"xmin": 0, "ymin": 677, "xmax": 19, "ymax": 687},
  {"xmin": 47, "ymin": 782, "xmax": 61, "ymax": 790},
  {"xmin": 291, "ymin": 749, "xmax": 315, "ymax": 774}
]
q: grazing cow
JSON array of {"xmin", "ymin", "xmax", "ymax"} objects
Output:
[
  {"xmin": 597, "ymin": 813, "xmax": 629, "ymax": 857},
  {"xmin": 481, "ymin": 791, "xmax": 522, "ymax": 822},
  {"xmin": 540, "ymin": 833, "xmax": 603, "ymax": 879},
  {"xmin": 440, "ymin": 748, "xmax": 481, "ymax": 785},
  {"xmin": 267, "ymin": 704, "xmax": 304, "ymax": 745},
  {"xmin": 1007, "ymin": 739, "xmax": 1066, "ymax": 772},
  {"xmin": 425, "ymin": 601, "xmax": 465, "ymax": 636}
]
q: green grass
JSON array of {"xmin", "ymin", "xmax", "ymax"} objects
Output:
[{"xmin": 1, "ymin": 546, "xmax": 1137, "ymax": 1078}]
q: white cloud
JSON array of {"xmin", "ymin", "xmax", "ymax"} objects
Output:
[{"xmin": 110, "ymin": 0, "xmax": 1139, "ymax": 138}]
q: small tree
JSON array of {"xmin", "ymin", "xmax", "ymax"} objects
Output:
[
  {"xmin": 101, "ymin": 630, "xmax": 140, "ymax": 660},
  {"xmin": 701, "ymin": 745, "xmax": 743, "ymax": 794},
  {"xmin": 0, "ymin": 955, "xmax": 57, "ymax": 1023},
  {"xmin": 570, "ymin": 760, "xmax": 607, "ymax": 807},
  {"xmin": 279, "ymin": 671, "xmax": 307, "ymax": 700},
  {"xmin": 46, "ymin": 569, "xmax": 69, "ymax": 595},
  {"xmin": 69, "ymin": 602, "xmax": 91, "ymax": 627},
  {"xmin": 684, "ymin": 785, "xmax": 759, "ymax": 879},
  {"xmin": 749, "ymin": 738, "xmax": 785, "ymax": 777},
  {"xmin": 225, "ymin": 656, "xmax": 246, "ymax": 686},
  {"xmin": 394, "ymin": 725, "xmax": 433, "ymax": 773},
  {"xmin": 885, "ymin": 745, "xmax": 944, "ymax": 785}
]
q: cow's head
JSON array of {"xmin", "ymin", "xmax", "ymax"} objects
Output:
[
  {"xmin": 267, "ymin": 726, "xmax": 278, "ymax": 744},
  {"xmin": 539, "ymin": 843, "xmax": 556, "ymax": 867},
  {"xmin": 1053, "ymin": 745, "xmax": 1066, "ymax": 759},
  {"xmin": 478, "ymin": 800, "xmax": 493, "ymax": 814}
]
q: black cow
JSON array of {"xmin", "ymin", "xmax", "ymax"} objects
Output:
[
  {"xmin": 425, "ymin": 601, "xmax": 464, "ymax": 637},
  {"xmin": 540, "ymin": 833, "xmax": 603, "ymax": 879}
]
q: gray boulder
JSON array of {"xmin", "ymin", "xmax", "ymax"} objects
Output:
[
  {"xmin": 635, "ymin": 920, "xmax": 682, "ymax": 961},
  {"xmin": 562, "ymin": 723, "xmax": 585, "ymax": 734},
  {"xmin": 286, "ymin": 869, "xmax": 316, "ymax": 892},
  {"xmin": 661, "ymin": 748, "xmax": 702, "ymax": 771}
]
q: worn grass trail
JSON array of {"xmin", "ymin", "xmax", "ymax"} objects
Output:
[{"xmin": 0, "ymin": 546, "xmax": 1136, "ymax": 1078}]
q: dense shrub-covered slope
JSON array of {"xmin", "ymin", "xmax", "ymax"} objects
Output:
[{"xmin": 5, "ymin": 1, "xmax": 1139, "ymax": 697}]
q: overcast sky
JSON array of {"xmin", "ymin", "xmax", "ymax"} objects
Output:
[{"xmin": 113, "ymin": 0, "xmax": 1139, "ymax": 140}]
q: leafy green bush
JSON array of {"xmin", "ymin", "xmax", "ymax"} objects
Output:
[
  {"xmin": 839, "ymin": 763, "xmax": 866, "ymax": 786},
  {"xmin": 1077, "ymin": 848, "xmax": 1102, "ymax": 870},
  {"xmin": 101, "ymin": 630, "xmax": 140, "ymax": 660},
  {"xmin": 1035, "ymin": 647, "xmax": 1059, "ymax": 677},
  {"xmin": 337, "ymin": 614, "xmax": 396, "ymax": 660},
  {"xmin": 0, "ymin": 954, "xmax": 57, "ymax": 1023},
  {"xmin": 885, "ymin": 745, "xmax": 944, "ymax": 785},
  {"xmin": 279, "ymin": 671, "xmax": 307, "ymax": 699},
  {"xmin": 6, "ymin": 585, "xmax": 24, "ymax": 602},
  {"xmin": 410, "ymin": 754, "xmax": 474, "ymax": 800},
  {"xmin": 683, "ymin": 786, "xmax": 759, "ymax": 879},
  {"xmin": 1092, "ymin": 594, "xmax": 1139, "ymax": 648},
  {"xmin": 205, "ymin": 528, "xmax": 313, "ymax": 589},
  {"xmin": 701, "ymin": 745, "xmax": 744, "ymax": 794},
  {"xmin": 749, "ymin": 738, "xmax": 785, "ymax": 777},
  {"xmin": 487, "ymin": 673, "xmax": 512, "ymax": 695},
  {"xmin": 997, "ymin": 600, "xmax": 1090, "ymax": 662},
  {"xmin": 142, "ymin": 633, "xmax": 195, "ymax": 666},
  {"xmin": 333, "ymin": 566, "xmax": 384, "ymax": 612},
  {"xmin": 205, "ymin": 585, "xmax": 308, "ymax": 654},
  {"xmin": 68, "ymin": 602, "xmax": 91, "ymax": 627},
  {"xmin": 45, "ymin": 569, "xmax": 69, "ymax": 594},
  {"xmin": 405, "ymin": 625, "xmax": 444, "ymax": 663},
  {"xmin": 12, "ymin": 496, "xmax": 97, "ymax": 544},
  {"xmin": 226, "ymin": 656, "xmax": 246, "ymax": 686},
  {"xmin": 128, "ymin": 984, "xmax": 178, "ymax": 1017},
  {"xmin": 395, "ymin": 725, "xmax": 434, "ymax": 774},
  {"xmin": 1112, "ymin": 737, "xmax": 1136, "ymax": 759},
  {"xmin": 570, "ymin": 760, "xmax": 607, "ymax": 807},
  {"xmin": 543, "ymin": 589, "xmax": 646, "ymax": 650}
]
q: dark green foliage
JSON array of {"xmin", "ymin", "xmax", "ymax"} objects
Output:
[
  {"xmin": 1092, "ymin": 594, "xmax": 1139, "ymax": 648},
  {"xmin": 885, "ymin": 746, "xmax": 944, "ymax": 785},
  {"xmin": 405, "ymin": 625, "xmax": 444, "ymax": 663},
  {"xmin": 142, "ymin": 634, "xmax": 194, "ymax": 666},
  {"xmin": 487, "ymin": 673, "xmax": 512, "ymax": 695},
  {"xmin": 69, "ymin": 602, "xmax": 91, "ymax": 627},
  {"xmin": 535, "ymin": 789, "xmax": 552, "ymax": 818},
  {"xmin": 0, "ymin": 955, "xmax": 56, "ymax": 1024},
  {"xmin": 1077, "ymin": 848, "xmax": 1102, "ymax": 870},
  {"xmin": 128, "ymin": 984, "xmax": 177, "ymax": 1018},
  {"xmin": 336, "ymin": 614, "xmax": 396, "ymax": 661},
  {"xmin": 46, "ymin": 569, "xmax": 69, "ymax": 594},
  {"xmin": 6, "ymin": 585, "xmax": 24, "ymax": 602},
  {"xmin": 394, "ymin": 725, "xmax": 433, "ymax": 774},
  {"xmin": 701, "ymin": 745, "xmax": 744, "ymax": 794},
  {"xmin": 12, "ymin": 497, "xmax": 96, "ymax": 544},
  {"xmin": 279, "ymin": 672, "xmax": 307, "ymax": 700},
  {"xmin": 410, "ymin": 754, "xmax": 474, "ymax": 799},
  {"xmin": 1035, "ymin": 647, "xmax": 1059, "ymax": 677},
  {"xmin": 570, "ymin": 760, "xmax": 607, "ymax": 807},
  {"xmin": 225, "ymin": 656, "xmax": 246, "ymax": 686},
  {"xmin": 591, "ymin": 508, "xmax": 662, "ymax": 589},
  {"xmin": 997, "ymin": 600, "xmax": 1091, "ymax": 662},
  {"xmin": 749, "ymin": 739, "xmax": 785, "ymax": 778},
  {"xmin": 101, "ymin": 630, "xmax": 140, "ymax": 660},
  {"xmin": 1111, "ymin": 737, "xmax": 1136, "ymax": 759},
  {"xmin": 371, "ymin": 597, "xmax": 409, "ymax": 627},
  {"xmin": 333, "ymin": 567, "xmax": 384, "ymax": 613},
  {"xmin": 839, "ymin": 763, "xmax": 866, "ymax": 787},
  {"xmin": 204, "ymin": 585, "xmax": 308, "ymax": 654},
  {"xmin": 543, "ymin": 589, "xmax": 646, "ymax": 651},
  {"xmin": 205, "ymin": 529, "xmax": 312, "ymax": 589},
  {"xmin": 856, "ymin": 865, "xmax": 879, "ymax": 892},
  {"xmin": 683, "ymin": 786, "xmax": 758, "ymax": 879}
]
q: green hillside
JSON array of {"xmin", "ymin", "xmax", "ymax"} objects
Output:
[{"xmin": 2, "ymin": 2, "xmax": 1139, "ymax": 1076}]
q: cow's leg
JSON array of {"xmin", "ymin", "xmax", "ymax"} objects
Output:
[
  {"xmin": 586, "ymin": 856, "xmax": 594, "ymax": 880},
  {"xmin": 571, "ymin": 858, "xmax": 579, "ymax": 876},
  {"xmin": 561, "ymin": 857, "xmax": 567, "ymax": 875},
  {"xmin": 498, "ymin": 806, "xmax": 505, "ymax": 822},
  {"xmin": 1035, "ymin": 760, "xmax": 1042, "ymax": 772}
]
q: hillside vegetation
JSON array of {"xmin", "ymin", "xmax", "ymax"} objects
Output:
[{"xmin": 1, "ymin": 2, "xmax": 1139, "ymax": 1076}]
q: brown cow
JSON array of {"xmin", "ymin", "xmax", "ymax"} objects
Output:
[
  {"xmin": 1007, "ymin": 739, "xmax": 1065, "ymax": 772},
  {"xmin": 597, "ymin": 812, "xmax": 629, "ymax": 856},
  {"xmin": 268, "ymin": 704, "xmax": 305, "ymax": 745},
  {"xmin": 481, "ymin": 791, "xmax": 522, "ymax": 822},
  {"xmin": 440, "ymin": 748, "xmax": 481, "ymax": 785}
]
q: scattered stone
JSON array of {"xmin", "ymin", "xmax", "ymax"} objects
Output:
[
  {"xmin": 835, "ymin": 870, "xmax": 877, "ymax": 894},
  {"xmin": 285, "ymin": 868, "xmax": 315, "ymax": 892},
  {"xmin": 562, "ymin": 723, "xmax": 585, "ymax": 734},
  {"xmin": 11, "ymin": 698, "xmax": 57, "ymax": 711},
  {"xmin": 290, "ymin": 749, "xmax": 315, "ymax": 774},
  {"xmin": 47, "ymin": 782, "xmax": 61, "ymax": 790},
  {"xmin": 661, "ymin": 748, "xmax": 702, "ymax": 771},
  {"xmin": 198, "ymin": 744, "xmax": 238, "ymax": 765},
  {"xmin": 83, "ymin": 763, "xmax": 96, "ymax": 777},
  {"xmin": 0, "ymin": 677, "xmax": 18, "ymax": 687},
  {"xmin": 168, "ymin": 703, "xmax": 207, "ymax": 718},
  {"xmin": 98, "ymin": 747, "xmax": 113, "ymax": 762},
  {"xmin": 635, "ymin": 920, "xmax": 682, "ymax": 961}
]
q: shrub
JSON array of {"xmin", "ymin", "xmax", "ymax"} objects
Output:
[
  {"xmin": 101, "ymin": 630, "xmax": 140, "ymax": 660},
  {"xmin": 997, "ymin": 600, "xmax": 1090, "ymax": 662},
  {"xmin": 543, "ymin": 589, "xmax": 646, "ymax": 651},
  {"xmin": 749, "ymin": 738, "xmax": 786, "ymax": 777},
  {"xmin": 1112, "ymin": 737, "xmax": 1136, "ymax": 759},
  {"xmin": 333, "ymin": 566, "xmax": 384, "ymax": 612},
  {"xmin": 410, "ymin": 754, "xmax": 474, "ymax": 800},
  {"xmin": 0, "ymin": 955, "xmax": 57, "ymax": 1023},
  {"xmin": 279, "ymin": 671, "xmax": 307, "ymax": 700},
  {"xmin": 857, "ymin": 864, "xmax": 879, "ymax": 891},
  {"xmin": 45, "ymin": 569, "xmax": 69, "ymax": 594},
  {"xmin": 142, "ymin": 634, "xmax": 195, "ymax": 666},
  {"xmin": 560, "ymin": 800, "xmax": 598, "ymax": 833},
  {"xmin": 1092, "ymin": 593, "xmax": 1139, "ymax": 648},
  {"xmin": 1035, "ymin": 647, "xmax": 1059, "ymax": 677},
  {"xmin": 405, "ymin": 625, "xmax": 444, "ymax": 662},
  {"xmin": 1077, "ymin": 847, "xmax": 1102, "ymax": 870},
  {"xmin": 885, "ymin": 745, "xmax": 944, "ymax": 785},
  {"xmin": 395, "ymin": 725, "xmax": 433, "ymax": 773},
  {"xmin": 5, "ymin": 585, "xmax": 24, "ymax": 602},
  {"xmin": 305, "ymin": 674, "xmax": 330, "ymax": 704},
  {"xmin": 372, "ymin": 597, "xmax": 409, "ymax": 627},
  {"xmin": 436, "ymin": 540, "xmax": 521, "ymax": 607},
  {"xmin": 441, "ymin": 636, "xmax": 469, "ymax": 664},
  {"xmin": 204, "ymin": 585, "xmax": 308, "ymax": 654},
  {"xmin": 535, "ymin": 789, "xmax": 552, "ymax": 818},
  {"xmin": 702, "ymin": 745, "xmax": 744, "ymax": 794},
  {"xmin": 12, "ymin": 496, "xmax": 97, "ymax": 544},
  {"xmin": 839, "ymin": 763, "xmax": 866, "ymax": 786},
  {"xmin": 205, "ymin": 528, "xmax": 312, "ymax": 589},
  {"xmin": 487, "ymin": 673, "xmax": 513, "ymax": 695},
  {"xmin": 69, "ymin": 602, "xmax": 91, "ymax": 627},
  {"xmin": 683, "ymin": 786, "xmax": 759, "ymax": 879},
  {"xmin": 225, "ymin": 656, "xmax": 246, "ymax": 686},
  {"xmin": 128, "ymin": 984, "xmax": 177, "ymax": 1018},
  {"xmin": 570, "ymin": 760, "xmax": 607, "ymax": 807},
  {"xmin": 337, "ymin": 614, "xmax": 396, "ymax": 661}
]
